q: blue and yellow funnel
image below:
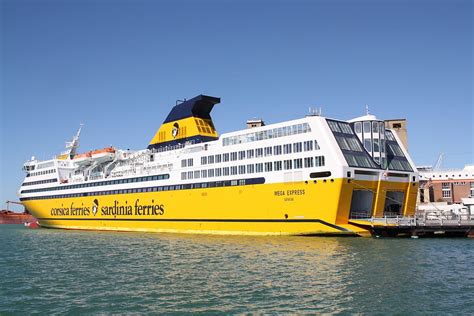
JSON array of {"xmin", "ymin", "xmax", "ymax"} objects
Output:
[{"xmin": 148, "ymin": 95, "xmax": 220, "ymax": 150}]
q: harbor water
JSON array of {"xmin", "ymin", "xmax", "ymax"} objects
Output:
[{"xmin": 1, "ymin": 225, "xmax": 473, "ymax": 314}]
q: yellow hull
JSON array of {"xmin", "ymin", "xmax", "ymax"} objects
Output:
[{"xmin": 22, "ymin": 179, "xmax": 418, "ymax": 236}]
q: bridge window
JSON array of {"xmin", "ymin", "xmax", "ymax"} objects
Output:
[{"xmin": 354, "ymin": 122, "xmax": 362, "ymax": 134}]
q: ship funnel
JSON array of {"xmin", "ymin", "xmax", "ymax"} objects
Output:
[{"xmin": 148, "ymin": 95, "xmax": 220, "ymax": 150}]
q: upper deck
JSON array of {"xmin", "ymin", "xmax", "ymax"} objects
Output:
[
  {"xmin": 19, "ymin": 111, "xmax": 418, "ymax": 203},
  {"xmin": 19, "ymin": 93, "xmax": 419, "ymax": 204}
]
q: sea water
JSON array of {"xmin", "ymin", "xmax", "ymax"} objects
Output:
[{"xmin": 1, "ymin": 225, "xmax": 473, "ymax": 314}]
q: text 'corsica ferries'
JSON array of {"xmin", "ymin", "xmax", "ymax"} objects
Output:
[{"xmin": 19, "ymin": 95, "xmax": 419, "ymax": 236}]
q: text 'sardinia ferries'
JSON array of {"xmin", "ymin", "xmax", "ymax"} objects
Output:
[{"xmin": 19, "ymin": 95, "xmax": 419, "ymax": 236}]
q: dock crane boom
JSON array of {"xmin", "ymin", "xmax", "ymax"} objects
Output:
[{"xmin": 5, "ymin": 200, "xmax": 27, "ymax": 213}]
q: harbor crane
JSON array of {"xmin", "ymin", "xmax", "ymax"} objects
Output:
[{"xmin": 433, "ymin": 153, "xmax": 444, "ymax": 170}]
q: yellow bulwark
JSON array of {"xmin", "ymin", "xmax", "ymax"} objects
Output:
[
  {"xmin": 148, "ymin": 95, "xmax": 220, "ymax": 150},
  {"xmin": 56, "ymin": 154, "xmax": 69, "ymax": 160}
]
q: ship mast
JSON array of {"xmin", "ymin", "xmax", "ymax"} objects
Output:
[{"xmin": 60, "ymin": 124, "xmax": 83, "ymax": 159}]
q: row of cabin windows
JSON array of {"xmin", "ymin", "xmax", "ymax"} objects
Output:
[
  {"xmin": 182, "ymin": 156, "xmax": 325, "ymax": 180},
  {"xmin": 181, "ymin": 158, "xmax": 194, "ymax": 168},
  {"xmin": 27, "ymin": 169, "xmax": 55, "ymax": 177},
  {"xmin": 20, "ymin": 178, "xmax": 263, "ymax": 201},
  {"xmin": 222, "ymin": 122, "xmax": 311, "ymax": 146},
  {"xmin": 21, "ymin": 174, "xmax": 170, "ymax": 194},
  {"xmin": 22, "ymin": 178, "xmax": 58, "ymax": 187},
  {"xmin": 199, "ymin": 140, "xmax": 320, "ymax": 166}
]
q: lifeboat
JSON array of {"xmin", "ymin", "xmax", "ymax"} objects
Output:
[
  {"xmin": 91, "ymin": 147, "xmax": 116, "ymax": 163},
  {"xmin": 72, "ymin": 152, "xmax": 92, "ymax": 166}
]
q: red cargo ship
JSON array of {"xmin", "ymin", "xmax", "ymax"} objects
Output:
[
  {"xmin": 0, "ymin": 210, "xmax": 36, "ymax": 224},
  {"xmin": 0, "ymin": 201, "xmax": 36, "ymax": 225}
]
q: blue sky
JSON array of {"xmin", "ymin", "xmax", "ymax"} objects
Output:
[{"xmin": 1, "ymin": 0, "xmax": 472, "ymax": 206}]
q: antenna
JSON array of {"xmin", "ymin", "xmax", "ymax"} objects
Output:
[
  {"xmin": 307, "ymin": 106, "xmax": 322, "ymax": 117},
  {"xmin": 365, "ymin": 104, "xmax": 370, "ymax": 116}
]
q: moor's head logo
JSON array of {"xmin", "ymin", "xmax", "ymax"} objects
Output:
[
  {"xmin": 92, "ymin": 199, "xmax": 99, "ymax": 216},
  {"xmin": 172, "ymin": 122, "xmax": 179, "ymax": 139}
]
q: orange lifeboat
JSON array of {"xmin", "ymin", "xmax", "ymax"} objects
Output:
[
  {"xmin": 91, "ymin": 147, "xmax": 116, "ymax": 162},
  {"xmin": 72, "ymin": 151, "xmax": 92, "ymax": 166}
]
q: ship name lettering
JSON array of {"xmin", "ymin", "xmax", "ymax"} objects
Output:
[
  {"xmin": 50, "ymin": 202, "xmax": 90, "ymax": 216},
  {"xmin": 134, "ymin": 199, "xmax": 165, "ymax": 216},
  {"xmin": 69, "ymin": 202, "xmax": 90, "ymax": 216},
  {"xmin": 286, "ymin": 189, "xmax": 305, "ymax": 196},
  {"xmin": 101, "ymin": 200, "xmax": 133, "ymax": 216}
]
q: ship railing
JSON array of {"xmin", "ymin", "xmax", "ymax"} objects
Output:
[
  {"xmin": 349, "ymin": 211, "xmax": 372, "ymax": 219},
  {"xmin": 365, "ymin": 214, "xmax": 474, "ymax": 227},
  {"xmin": 423, "ymin": 167, "xmax": 467, "ymax": 173},
  {"xmin": 418, "ymin": 214, "xmax": 474, "ymax": 226},
  {"xmin": 150, "ymin": 143, "xmax": 211, "ymax": 155},
  {"xmin": 89, "ymin": 174, "xmax": 105, "ymax": 181},
  {"xmin": 150, "ymin": 143, "xmax": 186, "ymax": 154}
]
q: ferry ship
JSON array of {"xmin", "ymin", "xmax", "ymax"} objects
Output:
[{"xmin": 18, "ymin": 95, "xmax": 419, "ymax": 236}]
